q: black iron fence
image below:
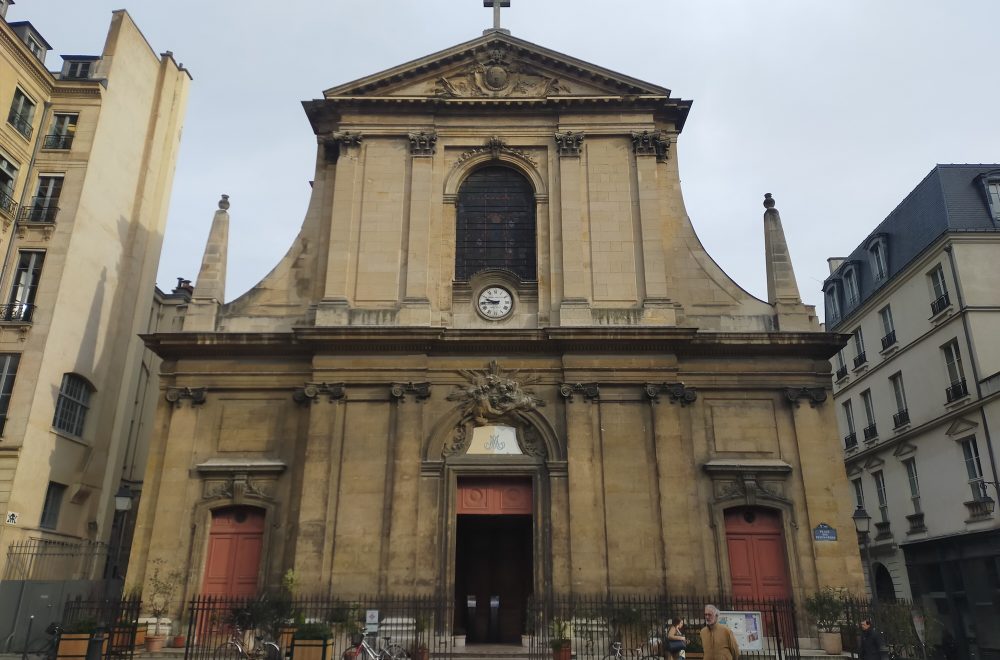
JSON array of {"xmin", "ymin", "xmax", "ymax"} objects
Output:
[
  {"xmin": 16, "ymin": 595, "xmax": 141, "ymax": 660},
  {"xmin": 3, "ymin": 539, "xmax": 108, "ymax": 580}
]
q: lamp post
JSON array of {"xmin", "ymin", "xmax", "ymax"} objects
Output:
[
  {"xmin": 112, "ymin": 485, "xmax": 134, "ymax": 581},
  {"xmin": 852, "ymin": 505, "xmax": 878, "ymax": 614}
]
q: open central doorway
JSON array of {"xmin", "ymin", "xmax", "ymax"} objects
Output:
[{"xmin": 454, "ymin": 478, "xmax": 533, "ymax": 644}]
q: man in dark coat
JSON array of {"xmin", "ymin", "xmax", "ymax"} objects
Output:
[{"xmin": 858, "ymin": 619, "xmax": 884, "ymax": 660}]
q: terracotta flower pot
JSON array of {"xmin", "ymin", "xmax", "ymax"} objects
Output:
[
  {"xmin": 57, "ymin": 633, "xmax": 92, "ymax": 660},
  {"xmin": 819, "ymin": 630, "xmax": 843, "ymax": 655},
  {"xmin": 145, "ymin": 635, "xmax": 166, "ymax": 652},
  {"xmin": 172, "ymin": 634, "xmax": 187, "ymax": 648}
]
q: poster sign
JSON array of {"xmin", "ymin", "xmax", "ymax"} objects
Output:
[
  {"xmin": 813, "ymin": 523, "xmax": 838, "ymax": 541},
  {"xmin": 718, "ymin": 611, "xmax": 763, "ymax": 652},
  {"xmin": 365, "ymin": 609, "xmax": 379, "ymax": 633},
  {"xmin": 467, "ymin": 426, "xmax": 522, "ymax": 455}
]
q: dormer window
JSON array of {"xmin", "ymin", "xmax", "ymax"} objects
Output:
[
  {"xmin": 978, "ymin": 171, "xmax": 1000, "ymax": 222},
  {"xmin": 867, "ymin": 235, "xmax": 889, "ymax": 283},
  {"xmin": 843, "ymin": 267, "xmax": 860, "ymax": 308},
  {"xmin": 66, "ymin": 61, "xmax": 91, "ymax": 79},
  {"xmin": 8, "ymin": 22, "xmax": 51, "ymax": 65},
  {"xmin": 824, "ymin": 281, "xmax": 842, "ymax": 324},
  {"xmin": 61, "ymin": 56, "xmax": 99, "ymax": 81}
]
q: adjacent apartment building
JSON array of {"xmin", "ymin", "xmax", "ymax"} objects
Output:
[
  {"xmin": 0, "ymin": 2, "xmax": 189, "ymax": 582},
  {"xmin": 825, "ymin": 165, "xmax": 1000, "ymax": 658}
]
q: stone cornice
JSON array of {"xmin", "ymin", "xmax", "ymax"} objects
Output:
[{"xmin": 0, "ymin": 26, "xmax": 55, "ymax": 94}]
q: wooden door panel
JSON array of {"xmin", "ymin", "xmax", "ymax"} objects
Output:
[{"xmin": 202, "ymin": 507, "xmax": 264, "ymax": 597}]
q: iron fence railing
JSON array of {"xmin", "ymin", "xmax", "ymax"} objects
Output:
[
  {"xmin": 2, "ymin": 538, "xmax": 108, "ymax": 580},
  {"xmin": 0, "ymin": 303, "xmax": 35, "ymax": 323},
  {"xmin": 61, "ymin": 594, "xmax": 142, "ymax": 660}
]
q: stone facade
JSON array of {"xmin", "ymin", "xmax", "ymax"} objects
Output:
[
  {"xmin": 129, "ymin": 30, "xmax": 863, "ymax": 624},
  {"xmin": 0, "ymin": 9, "xmax": 189, "ymax": 570}
]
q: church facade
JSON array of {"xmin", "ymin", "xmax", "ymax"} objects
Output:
[{"xmin": 129, "ymin": 27, "xmax": 863, "ymax": 636}]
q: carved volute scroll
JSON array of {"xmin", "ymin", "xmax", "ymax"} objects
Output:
[
  {"xmin": 390, "ymin": 381, "xmax": 431, "ymax": 402},
  {"xmin": 433, "ymin": 45, "xmax": 571, "ymax": 99},
  {"xmin": 293, "ymin": 382, "xmax": 347, "ymax": 405},
  {"xmin": 408, "ymin": 131, "xmax": 437, "ymax": 156},
  {"xmin": 784, "ymin": 387, "xmax": 828, "ymax": 408},
  {"xmin": 559, "ymin": 382, "xmax": 599, "ymax": 402},
  {"xmin": 554, "ymin": 131, "xmax": 584, "ymax": 157},
  {"xmin": 631, "ymin": 130, "xmax": 671, "ymax": 162},
  {"xmin": 446, "ymin": 360, "xmax": 544, "ymax": 426},
  {"xmin": 644, "ymin": 382, "xmax": 697, "ymax": 406},
  {"xmin": 165, "ymin": 387, "xmax": 207, "ymax": 407}
]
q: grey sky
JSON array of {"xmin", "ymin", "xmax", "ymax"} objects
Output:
[{"xmin": 16, "ymin": 1, "xmax": 1000, "ymax": 317}]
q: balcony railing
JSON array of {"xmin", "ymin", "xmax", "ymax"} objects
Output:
[
  {"xmin": 964, "ymin": 497, "xmax": 995, "ymax": 520},
  {"xmin": 0, "ymin": 303, "xmax": 34, "ymax": 323},
  {"xmin": 844, "ymin": 432, "xmax": 858, "ymax": 450},
  {"xmin": 853, "ymin": 352, "xmax": 868, "ymax": 368},
  {"xmin": 893, "ymin": 409, "xmax": 910, "ymax": 428},
  {"xmin": 874, "ymin": 520, "xmax": 892, "ymax": 541},
  {"xmin": 880, "ymin": 330, "xmax": 897, "ymax": 350},
  {"xmin": 42, "ymin": 133, "xmax": 74, "ymax": 150},
  {"xmin": 931, "ymin": 292, "xmax": 951, "ymax": 316},
  {"xmin": 863, "ymin": 424, "xmax": 878, "ymax": 441},
  {"xmin": 18, "ymin": 200, "xmax": 59, "ymax": 223},
  {"xmin": 0, "ymin": 189, "xmax": 16, "ymax": 218},
  {"xmin": 835, "ymin": 365, "xmax": 848, "ymax": 380},
  {"xmin": 906, "ymin": 512, "xmax": 926, "ymax": 534},
  {"xmin": 7, "ymin": 111, "xmax": 32, "ymax": 139},
  {"xmin": 946, "ymin": 379, "xmax": 969, "ymax": 403}
]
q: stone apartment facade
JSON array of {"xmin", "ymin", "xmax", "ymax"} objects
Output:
[
  {"xmin": 129, "ymin": 26, "xmax": 864, "ymax": 645},
  {"xmin": 825, "ymin": 165, "xmax": 1000, "ymax": 658},
  {"xmin": 0, "ymin": 4, "xmax": 189, "ymax": 580}
]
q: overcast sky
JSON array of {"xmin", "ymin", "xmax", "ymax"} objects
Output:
[{"xmin": 15, "ymin": 1, "xmax": 1000, "ymax": 317}]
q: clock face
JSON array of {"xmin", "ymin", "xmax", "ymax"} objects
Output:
[{"xmin": 477, "ymin": 286, "xmax": 514, "ymax": 320}]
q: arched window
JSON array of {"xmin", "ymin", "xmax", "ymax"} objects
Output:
[
  {"xmin": 455, "ymin": 166, "xmax": 536, "ymax": 281},
  {"xmin": 53, "ymin": 373, "xmax": 92, "ymax": 436}
]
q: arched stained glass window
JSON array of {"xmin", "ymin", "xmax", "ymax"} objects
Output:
[{"xmin": 455, "ymin": 166, "xmax": 536, "ymax": 281}]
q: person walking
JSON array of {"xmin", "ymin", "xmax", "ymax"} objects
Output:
[
  {"xmin": 665, "ymin": 617, "xmax": 687, "ymax": 660},
  {"xmin": 699, "ymin": 605, "xmax": 739, "ymax": 660},
  {"xmin": 858, "ymin": 619, "xmax": 884, "ymax": 660}
]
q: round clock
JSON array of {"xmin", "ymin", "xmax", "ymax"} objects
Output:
[{"xmin": 477, "ymin": 286, "xmax": 514, "ymax": 320}]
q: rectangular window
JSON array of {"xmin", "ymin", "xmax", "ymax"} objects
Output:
[
  {"xmin": 844, "ymin": 270, "xmax": 860, "ymax": 307},
  {"xmin": 39, "ymin": 482, "xmax": 66, "ymax": 529},
  {"xmin": 904, "ymin": 458, "xmax": 920, "ymax": 500},
  {"xmin": 0, "ymin": 152, "xmax": 17, "ymax": 216},
  {"xmin": 65, "ymin": 61, "xmax": 91, "ymax": 79},
  {"xmin": 7, "ymin": 88, "xmax": 35, "ymax": 139},
  {"xmin": 852, "ymin": 478, "xmax": 865, "ymax": 508},
  {"xmin": 861, "ymin": 389, "xmax": 877, "ymax": 440},
  {"xmin": 942, "ymin": 339, "xmax": 968, "ymax": 402},
  {"xmin": 853, "ymin": 328, "xmax": 867, "ymax": 368},
  {"xmin": 25, "ymin": 176, "xmax": 62, "ymax": 223},
  {"xmin": 45, "ymin": 114, "xmax": 77, "ymax": 150},
  {"xmin": 961, "ymin": 437, "xmax": 987, "ymax": 500},
  {"xmin": 890, "ymin": 372, "xmax": 909, "ymax": 427},
  {"xmin": 873, "ymin": 470, "xmax": 889, "ymax": 521},
  {"xmin": 25, "ymin": 35, "xmax": 44, "ymax": 61},
  {"xmin": 879, "ymin": 305, "xmax": 896, "ymax": 349},
  {"xmin": 5, "ymin": 251, "xmax": 44, "ymax": 323},
  {"xmin": 988, "ymin": 181, "xmax": 1000, "ymax": 221},
  {"xmin": 0, "ymin": 353, "xmax": 19, "ymax": 436},
  {"xmin": 834, "ymin": 349, "xmax": 848, "ymax": 380},
  {"xmin": 929, "ymin": 265, "xmax": 950, "ymax": 315},
  {"xmin": 52, "ymin": 374, "xmax": 91, "ymax": 437},
  {"xmin": 870, "ymin": 242, "xmax": 888, "ymax": 281},
  {"xmin": 826, "ymin": 288, "xmax": 841, "ymax": 323},
  {"xmin": 843, "ymin": 400, "xmax": 857, "ymax": 448}
]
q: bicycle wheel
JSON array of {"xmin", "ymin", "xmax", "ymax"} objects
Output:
[
  {"xmin": 602, "ymin": 653, "xmax": 621, "ymax": 660},
  {"xmin": 215, "ymin": 641, "xmax": 247, "ymax": 659},
  {"xmin": 254, "ymin": 641, "xmax": 281, "ymax": 660},
  {"xmin": 387, "ymin": 644, "xmax": 409, "ymax": 660}
]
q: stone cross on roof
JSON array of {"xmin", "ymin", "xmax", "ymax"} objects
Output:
[{"xmin": 484, "ymin": 0, "xmax": 511, "ymax": 31}]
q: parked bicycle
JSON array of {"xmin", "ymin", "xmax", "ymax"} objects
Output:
[
  {"xmin": 23, "ymin": 622, "xmax": 62, "ymax": 660},
  {"xmin": 214, "ymin": 626, "xmax": 281, "ymax": 660},
  {"xmin": 603, "ymin": 639, "xmax": 658, "ymax": 660},
  {"xmin": 348, "ymin": 632, "xmax": 409, "ymax": 660}
]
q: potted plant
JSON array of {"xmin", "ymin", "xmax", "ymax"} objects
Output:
[
  {"xmin": 411, "ymin": 615, "xmax": 429, "ymax": 660},
  {"xmin": 171, "ymin": 608, "xmax": 188, "ymax": 649},
  {"xmin": 452, "ymin": 626, "xmax": 466, "ymax": 648},
  {"xmin": 144, "ymin": 558, "xmax": 184, "ymax": 652},
  {"xmin": 685, "ymin": 631, "xmax": 704, "ymax": 659},
  {"xmin": 549, "ymin": 618, "xmax": 571, "ymax": 660},
  {"xmin": 291, "ymin": 622, "xmax": 335, "ymax": 660},
  {"xmin": 804, "ymin": 588, "xmax": 845, "ymax": 654},
  {"xmin": 57, "ymin": 618, "xmax": 103, "ymax": 660}
]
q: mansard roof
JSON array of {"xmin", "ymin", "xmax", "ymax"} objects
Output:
[{"xmin": 305, "ymin": 30, "xmax": 692, "ymax": 129}]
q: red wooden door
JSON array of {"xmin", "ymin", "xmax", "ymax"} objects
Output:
[
  {"xmin": 202, "ymin": 507, "xmax": 265, "ymax": 597},
  {"xmin": 725, "ymin": 508, "xmax": 792, "ymax": 601}
]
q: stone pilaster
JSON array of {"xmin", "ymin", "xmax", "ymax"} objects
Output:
[
  {"xmin": 564, "ymin": 391, "xmax": 609, "ymax": 593},
  {"xmin": 318, "ymin": 133, "xmax": 364, "ymax": 325},
  {"xmin": 558, "ymin": 148, "xmax": 591, "ymax": 324},
  {"xmin": 401, "ymin": 147, "xmax": 434, "ymax": 325}
]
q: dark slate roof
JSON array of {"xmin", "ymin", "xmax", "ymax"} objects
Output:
[{"xmin": 824, "ymin": 164, "xmax": 1000, "ymax": 329}]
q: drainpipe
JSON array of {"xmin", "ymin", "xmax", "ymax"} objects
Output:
[
  {"xmin": 944, "ymin": 244, "xmax": 1000, "ymax": 495},
  {"xmin": 0, "ymin": 101, "xmax": 51, "ymax": 292}
]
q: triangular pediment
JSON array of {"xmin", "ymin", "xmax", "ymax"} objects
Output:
[
  {"xmin": 322, "ymin": 31, "xmax": 674, "ymax": 100},
  {"xmin": 945, "ymin": 418, "xmax": 978, "ymax": 437}
]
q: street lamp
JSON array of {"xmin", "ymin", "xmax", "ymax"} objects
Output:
[
  {"xmin": 852, "ymin": 505, "xmax": 878, "ymax": 613},
  {"xmin": 112, "ymin": 485, "xmax": 134, "ymax": 581}
]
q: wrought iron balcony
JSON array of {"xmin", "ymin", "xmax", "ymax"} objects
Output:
[
  {"xmin": 42, "ymin": 133, "xmax": 74, "ymax": 150},
  {"xmin": 893, "ymin": 409, "xmax": 910, "ymax": 428},
  {"xmin": 835, "ymin": 365, "xmax": 848, "ymax": 381},
  {"xmin": 931, "ymin": 292, "xmax": 951, "ymax": 316},
  {"xmin": 853, "ymin": 352, "xmax": 868, "ymax": 368},
  {"xmin": 844, "ymin": 432, "xmax": 858, "ymax": 450},
  {"xmin": 0, "ymin": 189, "xmax": 16, "ymax": 218},
  {"xmin": 880, "ymin": 331, "xmax": 897, "ymax": 350},
  {"xmin": 946, "ymin": 379, "xmax": 969, "ymax": 403},
  {"xmin": 7, "ymin": 111, "xmax": 32, "ymax": 139},
  {"xmin": 0, "ymin": 303, "xmax": 34, "ymax": 323},
  {"xmin": 18, "ymin": 200, "xmax": 59, "ymax": 223},
  {"xmin": 863, "ymin": 424, "xmax": 878, "ymax": 441}
]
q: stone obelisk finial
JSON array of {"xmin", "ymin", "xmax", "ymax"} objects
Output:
[
  {"xmin": 183, "ymin": 195, "xmax": 230, "ymax": 331},
  {"xmin": 763, "ymin": 193, "xmax": 802, "ymax": 305}
]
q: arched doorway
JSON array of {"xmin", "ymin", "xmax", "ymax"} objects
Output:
[
  {"xmin": 201, "ymin": 506, "xmax": 265, "ymax": 597},
  {"xmin": 454, "ymin": 477, "xmax": 533, "ymax": 644},
  {"xmin": 455, "ymin": 166, "xmax": 536, "ymax": 281},
  {"xmin": 873, "ymin": 563, "xmax": 896, "ymax": 601}
]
